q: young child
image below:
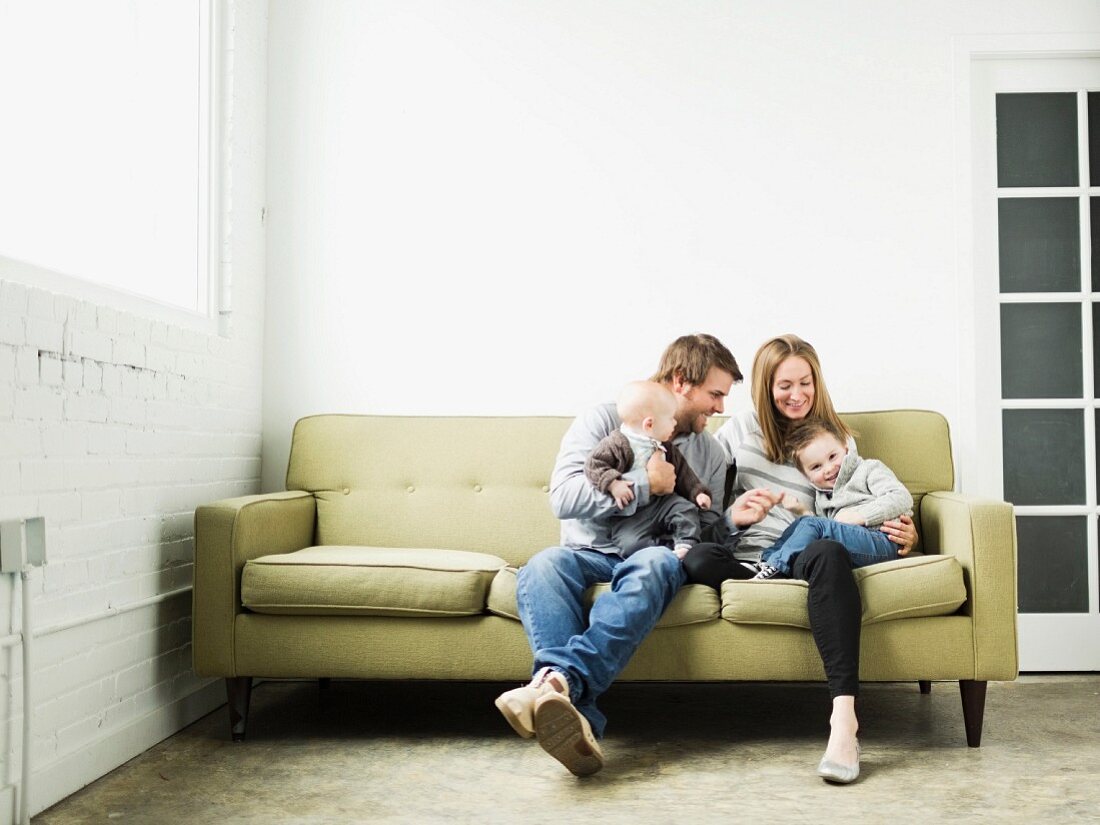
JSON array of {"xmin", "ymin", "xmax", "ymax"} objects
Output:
[
  {"xmin": 584, "ymin": 380, "xmax": 712, "ymax": 558},
  {"xmin": 751, "ymin": 417, "xmax": 913, "ymax": 580}
]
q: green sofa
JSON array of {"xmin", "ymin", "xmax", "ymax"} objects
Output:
[{"xmin": 192, "ymin": 410, "xmax": 1018, "ymax": 744}]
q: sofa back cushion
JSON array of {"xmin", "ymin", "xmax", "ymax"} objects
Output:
[
  {"xmin": 840, "ymin": 409, "xmax": 954, "ymax": 532},
  {"xmin": 708, "ymin": 409, "xmax": 954, "ymax": 532},
  {"xmin": 286, "ymin": 410, "xmax": 954, "ymax": 567},
  {"xmin": 287, "ymin": 415, "xmax": 570, "ymax": 566}
]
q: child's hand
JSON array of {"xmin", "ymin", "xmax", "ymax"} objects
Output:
[
  {"xmin": 609, "ymin": 479, "xmax": 635, "ymax": 509},
  {"xmin": 779, "ymin": 492, "xmax": 810, "ymax": 517},
  {"xmin": 696, "ymin": 492, "xmax": 711, "ymax": 510},
  {"xmin": 834, "ymin": 508, "xmax": 865, "ymax": 526},
  {"xmin": 673, "ymin": 545, "xmax": 691, "ymax": 560}
]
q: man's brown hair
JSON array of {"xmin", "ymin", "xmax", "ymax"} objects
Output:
[{"xmin": 650, "ymin": 334, "xmax": 743, "ymax": 387}]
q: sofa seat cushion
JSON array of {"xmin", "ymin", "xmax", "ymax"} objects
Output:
[
  {"xmin": 487, "ymin": 566, "xmax": 720, "ymax": 628},
  {"xmin": 720, "ymin": 554, "xmax": 966, "ymax": 629},
  {"xmin": 242, "ymin": 546, "xmax": 508, "ymax": 617}
]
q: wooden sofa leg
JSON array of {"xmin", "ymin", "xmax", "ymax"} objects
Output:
[
  {"xmin": 959, "ymin": 679, "xmax": 987, "ymax": 747},
  {"xmin": 919, "ymin": 680, "xmax": 932, "ymax": 694},
  {"xmin": 226, "ymin": 676, "xmax": 253, "ymax": 742}
]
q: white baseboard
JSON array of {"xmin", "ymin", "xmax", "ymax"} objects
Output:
[{"xmin": 26, "ymin": 679, "xmax": 225, "ymax": 817}]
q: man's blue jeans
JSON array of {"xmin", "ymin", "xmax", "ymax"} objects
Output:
[
  {"xmin": 761, "ymin": 515, "xmax": 900, "ymax": 575},
  {"xmin": 515, "ymin": 545, "xmax": 686, "ymax": 739}
]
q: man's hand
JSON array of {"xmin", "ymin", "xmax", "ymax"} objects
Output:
[
  {"xmin": 646, "ymin": 450, "xmax": 676, "ymax": 496},
  {"xmin": 727, "ymin": 488, "xmax": 782, "ymax": 527},
  {"xmin": 696, "ymin": 492, "xmax": 711, "ymax": 511},
  {"xmin": 609, "ymin": 478, "xmax": 635, "ymax": 509},
  {"xmin": 880, "ymin": 513, "xmax": 917, "ymax": 555},
  {"xmin": 833, "ymin": 508, "xmax": 865, "ymax": 526}
]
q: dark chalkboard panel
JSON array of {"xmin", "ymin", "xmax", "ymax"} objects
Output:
[
  {"xmin": 997, "ymin": 93, "xmax": 1078, "ymax": 188},
  {"xmin": 1093, "ymin": 304, "xmax": 1100, "ymax": 395},
  {"xmin": 998, "ymin": 197, "xmax": 1080, "ymax": 293},
  {"xmin": 1000, "ymin": 303, "xmax": 1082, "ymax": 399},
  {"xmin": 1015, "ymin": 515, "xmax": 1089, "ymax": 613},
  {"xmin": 1095, "ymin": 409, "xmax": 1100, "ymax": 491},
  {"xmin": 1002, "ymin": 408, "xmax": 1085, "ymax": 505},
  {"xmin": 1090, "ymin": 93, "xmax": 1100, "ymax": 187},
  {"xmin": 1092, "ymin": 198, "xmax": 1100, "ymax": 292}
]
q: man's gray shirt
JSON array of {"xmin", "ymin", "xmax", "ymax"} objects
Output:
[{"xmin": 549, "ymin": 402, "xmax": 729, "ymax": 551}]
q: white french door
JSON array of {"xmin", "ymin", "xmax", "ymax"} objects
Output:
[{"xmin": 969, "ymin": 55, "xmax": 1100, "ymax": 670}]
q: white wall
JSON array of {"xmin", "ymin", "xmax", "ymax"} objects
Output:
[
  {"xmin": 0, "ymin": 2, "xmax": 268, "ymax": 818},
  {"xmin": 262, "ymin": 0, "xmax": 1100, "ymax": 493}
]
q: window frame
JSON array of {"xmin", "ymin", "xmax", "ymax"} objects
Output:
[
  {"xmin": 0, "ymin": 0, "xmax": 227, "ymax": 334},
  {"xmin": 955, "ymin": 38, "xmax": 1100, "ymax": 670}
]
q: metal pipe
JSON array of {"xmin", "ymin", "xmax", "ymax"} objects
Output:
[
  {"xmin": 0, "ymin": 586, "xmax": 193, "ymax": 650},
  {"xmin": 20, "ymin": 569, "xmax": 33, "ymax": 825}
]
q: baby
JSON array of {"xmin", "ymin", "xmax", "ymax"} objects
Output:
[
  {"xmin": 752, "ymin": 417, "xmax": 913, "ymax": 579},
  {"xmin": 584, "ymin": 380, "xmax": 712, "ymax": 558}
]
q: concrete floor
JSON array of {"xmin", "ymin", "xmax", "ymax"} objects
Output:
[{"xmin": 35, "ymin": 674, "xmax": 1100, "ymax": 824}]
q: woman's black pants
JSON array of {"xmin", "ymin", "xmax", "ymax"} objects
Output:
[{"xmin": 682, "ymin": 539, "xmax": 861, "ymax": 698}]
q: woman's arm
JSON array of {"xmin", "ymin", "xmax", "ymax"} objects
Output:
[
  {"xmin": 712, "ymin": 414, "xmax": 745, "ymax": 467},
  {"xmin": 712, "ymin": 412, "xmax": 752, "ymax": 496}
]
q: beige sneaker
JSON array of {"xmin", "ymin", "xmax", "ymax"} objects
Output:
[
  {"xmin": 533, "ymin": 692, "xmax": 605, "ymax": 776},
  {"xmin": 494, "ymin": 667, "xmax": 569, "ymax": 739}
]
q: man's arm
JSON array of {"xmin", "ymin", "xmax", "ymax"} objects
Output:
[
  {"xmin": 675, "ymin": 430, "xmax": 730, "ymax": 536},
  {"xmin": 666, "ymin": 442, "xmax": 710, "ymax": 502},
  {"xmin": 678, "ymin": 432, "xmax": 727, "ymax": 509},
  {"xmin": 550, "ymin": 404, "xmax": 652, "ymax": 521}
]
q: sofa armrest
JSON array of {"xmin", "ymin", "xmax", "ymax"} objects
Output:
[
  {"xmin": 920, "ymin": 491, "xmax": 1019, "ymax": 680},
  {"xmin": 192, "ymin": 491, "xmax": 317, "ymax": 676}
]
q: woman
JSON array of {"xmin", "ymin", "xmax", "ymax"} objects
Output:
[{"xmin": 683, "ymin": 334, "xmax": 916, "ymax": 784}]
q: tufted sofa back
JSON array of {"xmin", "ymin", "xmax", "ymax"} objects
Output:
[
  {"xmin": 286, "ymin": 415, "xmax": 571, "ymax": 566},
  {"xmin": 706, "ymin": 409, "xmax": 955, "ymax": 536},
  {"xmin": 286, "ymin": 410, "xmax": 955, "ymax": 567},
  {"xmin": 837, "ymin": 409, "xmax": 955, "ymax": 526}
]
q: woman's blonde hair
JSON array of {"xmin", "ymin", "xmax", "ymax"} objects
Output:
[{"xmin": 751, "ymin": 334, "xmax": 852, "ymax": 463}]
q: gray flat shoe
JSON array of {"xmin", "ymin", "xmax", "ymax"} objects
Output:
[{"xmin": 817, "ymin": 741, "xmax": 861, "ymax": 784}]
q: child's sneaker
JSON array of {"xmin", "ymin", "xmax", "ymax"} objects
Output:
[
  {"xmin": 494, "ymin": 667, "xmax": 569, "ymax": 738},
  {"xmin": 752, "ymin": 562, "xmax": 788, "ymax": 580}
]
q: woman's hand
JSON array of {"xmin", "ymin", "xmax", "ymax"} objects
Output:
[
  {"xmin": 880, "ymin": 513, "xmax": 917, "ymax": 553},
  {"xmin": 727, "ymin": 488, "xmax": 782, "ymax": 528}
]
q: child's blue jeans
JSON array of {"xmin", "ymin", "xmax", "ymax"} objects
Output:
[{"xmin": 761, "ymin": 515, "xmax": 901, "ymax": 575}]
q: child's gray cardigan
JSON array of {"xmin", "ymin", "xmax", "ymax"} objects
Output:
[{"xmin": 816, "ymin": 450, "xmax": 914, "ymax": 527}]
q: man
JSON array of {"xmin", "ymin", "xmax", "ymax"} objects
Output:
[{"xmin": 494, "ymin": 333, "xmax": 743, "ymax": 775}]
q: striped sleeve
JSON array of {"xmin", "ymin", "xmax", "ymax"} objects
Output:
[{"xmin": 715, "ymin": 411, "xmax": 816, "ymax": 555}]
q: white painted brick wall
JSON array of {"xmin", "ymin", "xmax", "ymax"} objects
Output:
[
  {"xmin": 0, "ymin": 1, "xmax": 269, "ymax": 813},
  {"xmin": 0, "ymin": 272, "xmax": 265, "ymax": 787}
]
